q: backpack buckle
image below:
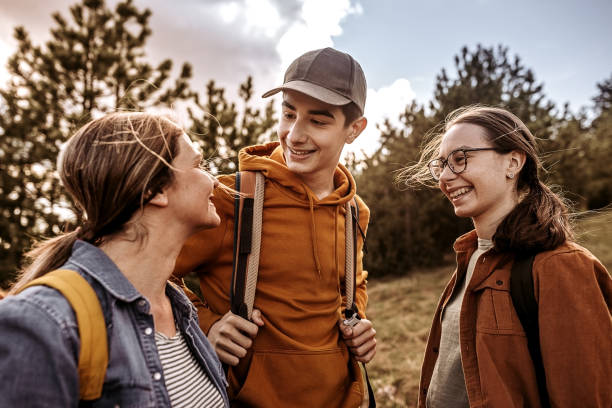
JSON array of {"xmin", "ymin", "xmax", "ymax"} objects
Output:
[{"xmin": 343, "ymin": 308, "xmax": 361, "ymax": 327}]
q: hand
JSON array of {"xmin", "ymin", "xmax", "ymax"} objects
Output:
[
  {"xmin": 338, "ymin": 318, "xmax": 377, "ymax": 363},
  {"xmin": 207, "ymin": 309, "xmax": 264, "ymax": 366}
]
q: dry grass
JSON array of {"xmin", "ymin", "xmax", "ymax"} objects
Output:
[
  {"xmin": 575, "ymin": 210, "xmax": 612, "ymax": 269},
  {"xmin": 365, "ymin": 266, "xmax": 451, "ymax": 407},
  {"xmin": 364, "ymin": 210, "xmax": 612, "ymax": 407}
]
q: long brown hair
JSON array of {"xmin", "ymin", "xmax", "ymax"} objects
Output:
[
  {"xmin": 399, "ymin": 105, "xmax": 573, "ymax": 253},
  {"xmin": 10, "ymin": 112, "xmax": 183, "ymax": 293}
]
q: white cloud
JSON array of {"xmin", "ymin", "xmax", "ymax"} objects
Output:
[
  {"xmin": 345, "ymin": 78, "xmax": 417, "ymax": 158},
  {"xmin": 218, "ymin": 2, "xmax": 241, "ymax": 24},
  {"xmin": 277, "ymin": 0, "xmax": 363, "ymax": 78},
  {"xmin": 244, "ymin": 0, "xmax": 284, "ymax": 37},
  {"xmin": 217, "ymin": 0, "xmax": 284, "ymax": 38}
]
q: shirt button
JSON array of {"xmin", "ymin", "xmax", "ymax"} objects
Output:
[
  {"xmin": 153, "ymin": 372, "xmax": 162, "ymax": 381},
  {"xmin": 144, "ymin": 327, "xmax": 153, "ymax": 335},
  {"xmin": 496, "ymin": 280, "xmax": 503, "ymax": 286}
]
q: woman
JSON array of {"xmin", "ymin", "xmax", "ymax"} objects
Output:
[
  {"xmin": 400, "ymin": 106, "xmax": 611, "ymax": 407},
  {"xmin": 0, "ymin": 112, "xmax": 229, "ymax": 407}
]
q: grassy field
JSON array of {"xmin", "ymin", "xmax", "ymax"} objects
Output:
[{"xmin": 365, "ymin": 210, "xmax": 612, "ymax": 407}]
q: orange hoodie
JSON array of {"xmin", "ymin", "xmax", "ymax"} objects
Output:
[{"xmin": 174, "ymin": 142, "xmax": 370, "ymax": 407}]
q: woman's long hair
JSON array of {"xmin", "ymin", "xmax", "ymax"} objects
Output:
[
  {"xmin": 399, "ymin": 105, "xmax": 573, "ymax": 253},
  {"xmin": 10, "ymin": 112, "xmax": 182, "ymax": 293}
]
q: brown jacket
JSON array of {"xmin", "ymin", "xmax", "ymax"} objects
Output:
[
  {"xmin": 174, "ymin": 142, "xmax": 370, "ymax": 407},
  {"xmin": 419, "ymin": 230, "xmax": 612, "ymax": 407}
]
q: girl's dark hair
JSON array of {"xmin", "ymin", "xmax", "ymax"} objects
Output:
[
  {"xmin": 10, "ymin": 112, "xmax": 183, "ymax": 293},
  {"xmin": 399, "ymin": 105, "xmax": 573, "ymax": 253}
]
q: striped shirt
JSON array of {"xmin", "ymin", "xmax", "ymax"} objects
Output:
[{"xmin": 155, "ymin": 329, "xmax": 225, "ymax": 408}]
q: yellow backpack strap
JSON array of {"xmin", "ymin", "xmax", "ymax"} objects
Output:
[{"xmin": 17, "ymin": 269, "xmax": 108, "ymax": 400}]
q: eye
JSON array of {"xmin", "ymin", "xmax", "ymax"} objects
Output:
[
  {"xmin": 449, "ymin": 150, "xmax": 466, "ymax": 165},
  {"xmin": 282, "ymin": 111, "xmax": 295, "ymax": 120}
]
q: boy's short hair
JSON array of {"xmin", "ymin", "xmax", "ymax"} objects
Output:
[{"xmin": 342, "ymin": 102, "xmax": 363, "ymax": 127}]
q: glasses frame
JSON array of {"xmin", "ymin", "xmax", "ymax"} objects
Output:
[{"xmin": 428, "ymin": 147, "xmax": 499, "ymax": 181}]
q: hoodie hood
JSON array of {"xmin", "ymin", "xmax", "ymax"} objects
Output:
[{"xmin": 238, "ymin": 141, "xmax": 356, "ymax": 205}]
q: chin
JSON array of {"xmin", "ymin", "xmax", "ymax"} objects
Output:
[
  {"xmin": 205, "ymin": 214, "xmax": 221, "ymax": 229},
  {"xmin": 452, "ymin": 205, "xmax": 473, "ymax": 219}
]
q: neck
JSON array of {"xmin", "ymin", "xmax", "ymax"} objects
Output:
[
  {"xmin": 305, "ymin": 179, "xmax": 334, "ymax": 199},
  {"xmin": 473, "ymin": 197, "xmax": 518, "ymax": 240},
  {"xmin": 299, "ymin": 169, "xmax": 337, "ymax": 200},
  {"xmin": 99, "ymin": 222, "xmax": 187, "ymax": 304}
]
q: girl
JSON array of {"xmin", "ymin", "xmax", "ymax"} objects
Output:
[
  {"xmin": 400, "ymin": 106, "xmax": 611, "ymax": 407},
  {"xmin": 0, "ymin": 112, "xmax": 229, "ymax": 407}
]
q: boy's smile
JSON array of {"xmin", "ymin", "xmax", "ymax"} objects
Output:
[{"xmin": 278, "ymin": 89, "xmax": 356, "ymax": 198}]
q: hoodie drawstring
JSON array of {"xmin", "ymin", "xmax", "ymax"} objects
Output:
[{"xmin": 308, "ymin": 194, "xmax": 322, "ymax": 277}]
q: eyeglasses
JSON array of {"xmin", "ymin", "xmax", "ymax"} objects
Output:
[{"xmin": 428, "ymin": 147, "xmax": 499, "ymax": 181}]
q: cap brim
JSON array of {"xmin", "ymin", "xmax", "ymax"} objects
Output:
[{"xmin": 261, "ymin": 80, "xmax": 351, "ymax": 106}]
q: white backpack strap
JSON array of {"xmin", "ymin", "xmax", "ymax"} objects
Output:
[
  {"xmin": 244, "ymin": 171, "xmax": 265, "ymax": 319},
  {"xmin": 344, "ymin": 200, "xmax": 356, "ymax": 313}
]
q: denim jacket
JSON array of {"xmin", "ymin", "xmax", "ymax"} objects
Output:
[{"xmin": 0, "ymin": 240, "xmax": 229, "ymax": 407}]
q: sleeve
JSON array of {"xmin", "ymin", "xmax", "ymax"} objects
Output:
[
  {"xmin": 172, "ymin": 176, "xmax": 236, "ymax": 334},
  {"xmin": 534, "ymin": 248, "xmax": 612, "ymax": 407},
  {"xmin": 353, "ymin": 196, "xmax": 370, "ymax": 318},
  {"xmin": 0, "ymin": 293, "xmax": 79, "ymax": 406}
]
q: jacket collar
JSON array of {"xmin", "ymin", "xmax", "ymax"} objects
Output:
[
  {"xmin": 65, "ymin": 240, "xmax": 196, "ymax": 318},
  {"xmin": 452, "ymin": 229, "xmax": 513, "ymax": 289},
  {"xmin": 65, "ymin": 240, "xmax": 146, "ymax": 303}
]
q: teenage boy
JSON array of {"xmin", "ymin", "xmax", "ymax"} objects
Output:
[{"xmin": 174, "ymin": 47, "xmax": 376, "ymax": 407}]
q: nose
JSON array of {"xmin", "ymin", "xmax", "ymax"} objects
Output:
[
  {"xmin": 438, "ymin": 162, "xmax": 455, "ymax": 182},
  {"xmin": 285, "ymin": 119, "xmax": 307, "ymax": 144},
  {"xmin": 209, "ymin": 173, "xmax": 219, "ymax": 188}
]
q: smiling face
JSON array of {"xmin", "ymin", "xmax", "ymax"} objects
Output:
[
  {"xmin": 165, "ymin": 133, "xmax": 220, "ymax": 232},
  {"xmin": 278, "ymin": 90, "xmax": 363, "ymax": 198},
  {"xmin": 437, "ymin": 123, "xmax": 520, "ymax": 234}
]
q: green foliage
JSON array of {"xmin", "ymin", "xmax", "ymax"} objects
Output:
[
  {"xmin": 357, "ymin": 44, "xmax": 589, "ymax": 277},
  {"xmin": 357, "ymin": 104, "xmax": 471, "ymax": 274},
  {"xmin": 0, "ymin": 0, "xmax": 275, "ymax": 287},
  {"xmin": 358, "ymin": 47, "xmax": 612, "ymax": 278},
  {"xmin": 188, "ymin": 76, "xmax": 276, "ymax": 174}
]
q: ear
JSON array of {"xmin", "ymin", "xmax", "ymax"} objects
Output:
[
  {"xmin": 345, "ymin": 117, "xmax": 367, "ymax": 144},
  {"xmin": 148, "ymin": 190, "xmax": 169, "ymax": 208},
  {"xmin": 507, "ymin": 150, "xmax": 526, "ymax": 178}
]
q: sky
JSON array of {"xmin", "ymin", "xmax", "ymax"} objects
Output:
[{"xmin": 0, "ymin": 0, "xmax": 610, "ymax": 157}]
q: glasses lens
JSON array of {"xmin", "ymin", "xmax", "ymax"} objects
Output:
[
  {"xmin": 448, "ymin": 150, "xmax": 467, "ymax": 174},
  {"xmin": 428, "ymin": 160, "xmax": 443, "ymax": 180}
]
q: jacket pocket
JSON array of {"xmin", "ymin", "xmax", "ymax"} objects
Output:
[
  {"xmin": 474, "ymin": 277, "xmax": 525, "ymax": 336},
  {"xmin": 229, "ymin": 347, "xmax": 363, "ymax": 408}
]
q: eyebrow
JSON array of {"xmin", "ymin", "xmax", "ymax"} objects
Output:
[{"xmin": 282, "ymin": 101, "xmax": 335, "ymax": 120}]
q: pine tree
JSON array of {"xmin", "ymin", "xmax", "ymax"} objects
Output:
[
  {"xmin": 0, "ymin": 0, "xmax": 193, "ymax": 285},
  {"xmin": 188, "ymin": 76, "xmax": 276, "ymax": 174},
  {"xmin": 584, "ymin": 73, "xmax": 612, "ymax": 209},
  {"xmin": 357, "ymin": 45, "xmax": 559, "ymax": 276}
]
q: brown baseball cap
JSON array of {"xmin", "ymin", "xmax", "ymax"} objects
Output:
[{"xmin": 262, "ymin": 47, "xmax": 367, "ymax": 114}]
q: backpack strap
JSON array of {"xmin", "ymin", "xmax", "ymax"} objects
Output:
[
  {"xmin": 16, "ymin": 269, "xmax": 108, "ymax": 400},
  {"xmin": 231, "ymin": 171, "xmax": 265, "ymax": 320},
  {"xmin": 343, "ymin": 198, "xmax": 376, "ymax": 408},
  {"xmin": 510, "ymin": 254, "xmax": 550, "ymax": 407},
  {"xmin": 343, "ymin": 199, "xmax": 358, "ymax": 318}
]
